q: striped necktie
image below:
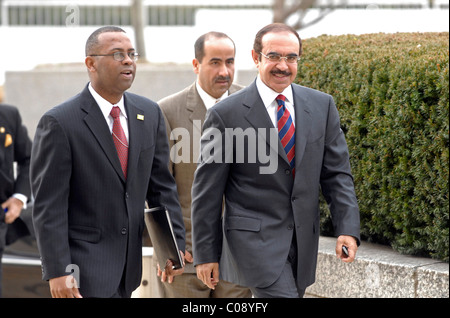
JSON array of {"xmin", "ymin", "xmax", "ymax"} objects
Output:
[
  {"xmin": 276, "ymin": 94, "xmax": 295, "ymax": 176},
  {"xmin": 110, "ymin": 106, "xmax": 128, "ymax": 179}
]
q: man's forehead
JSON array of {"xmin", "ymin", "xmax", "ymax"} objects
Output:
[{"xmin": 98, "ymin": 32, "xmax": 132, "ymax": 45}]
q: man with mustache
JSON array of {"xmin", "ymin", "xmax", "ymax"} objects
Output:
[
  {"xmin": 191, "ymin": 23, "xmax": 360, "ymax": 297},
  {"xmin": 31, "ymin": 26, "xmax": 185, "ymax": 298},
  {"xmin": 155, "ymin": 31, "xmax": 251, "ymax": 298}
]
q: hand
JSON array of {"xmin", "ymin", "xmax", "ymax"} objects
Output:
[
  {"xmin": 1, "ymin": 197, "xmax": 24, "ymax": 224},
  {"xmin": 196, "ymin": 262, "xmax": 219, "ymax": 290},
  {"xmin": 49, "ymin": 275, "xmax": 83, "ymax": 298},
  {"xmin": 336, "ymin": 235, "xmax": 358, "ymax": 263},
  {"xmin": 157, "ymin": 250, "xmax": 186, "ymax": 284}
]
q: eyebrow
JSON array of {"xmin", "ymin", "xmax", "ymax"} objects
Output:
[
  {"xmin": 268, "ymin": 51, "xmax": 298, "ymax": 56},
  {"xmin": 109, "ymin": 47, "xmax": 136, "ymax": 52},
  {"xmin": 209, "ymin": 57, "xmax": 235, "ymax": 62}
]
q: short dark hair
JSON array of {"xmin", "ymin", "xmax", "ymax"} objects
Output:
[
  {"xmin": 194, "ymin": 31, "xmax": 235, "ymax": 62},
  {"xmin": 253, "ymin": 23, "xmax": 302, "ymax": 59},
  {"xmin": 85, "ymin": 26, "xmax": 126, "ymax": 56}
]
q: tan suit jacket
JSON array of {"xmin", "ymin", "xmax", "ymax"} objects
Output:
[{"xmin": 158, "ymin": 82, "xmax": 243, "ymax": 271}]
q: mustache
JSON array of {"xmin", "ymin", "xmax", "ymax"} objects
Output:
[
  {"xmin": 215, "ymin": 76, "xmax": 231, "ymax": 82},
  {"xmin": 271, "ymin": 69, "xmax": 292, "ymax": 76}
]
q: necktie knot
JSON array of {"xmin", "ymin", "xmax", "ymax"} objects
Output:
[
  {"xmin": 110, "ymin": 106, "xmax": 121, "ymax": 118},
  {"xmin": 276, "ymin": 94, "xmax": 286, "ymax": 106}
]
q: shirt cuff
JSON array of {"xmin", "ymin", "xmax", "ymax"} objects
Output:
[{"xmin": 12, "ymin": 193, "xmax": 27, "ymax": 209}]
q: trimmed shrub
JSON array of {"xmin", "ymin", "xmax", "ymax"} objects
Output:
[{"xmin": 297, "ymin": 32, "xmax": 449, "ymax": 261}]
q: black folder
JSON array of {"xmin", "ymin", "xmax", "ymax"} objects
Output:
[{"xmin": 144, "ymin": 206, "xmax": 183, "ymax": 270}]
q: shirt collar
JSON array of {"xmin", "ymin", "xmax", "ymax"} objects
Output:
[
  {"xmin": 88, "ymin": 82, "xmax": 127, "ymax": 119},
  {"xmin": 196, "ymin": 80, "xmax": 229, "ymax": 110},
  {"xmin": 256, "ymin": 75, "xmax": 294, "ymax": 108}
]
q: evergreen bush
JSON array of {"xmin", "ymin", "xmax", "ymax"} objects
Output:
[{"xmin": 297, "ymin": 32, "xmax": 449, "ymax": 261}]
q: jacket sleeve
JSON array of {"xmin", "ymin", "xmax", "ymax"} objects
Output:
[
  {"xmin": 145, "ymin": 106, "xmax": 186, "ymax": 253},
  {"xmin": 31, "ymin": 114, "xmax": 72, "ymax": 280},
  {"xmin": 191, "ymin": 108, "xmax": 230, "ymax": 265},
  {"xmin": 320, "ymin": 96, "xmax": 360, "ymax": 244},
  {"xmin": 12, "ymin": 107, "xmax": 32, "ymax": 199}
]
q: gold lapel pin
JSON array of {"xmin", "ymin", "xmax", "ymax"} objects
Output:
[
  {"xmin": 137, "ymin": 114, "xmax": 144, "ymax": 121},
  {"xmin": 5, "ymin": 134, "xmax": 12, "ymax": 147}
]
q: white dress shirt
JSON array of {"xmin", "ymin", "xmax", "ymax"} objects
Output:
[
  {"xmin": 196, "ymin": 80, "xmax": 229, "ymax": 110},
  {"xmin": 255, "ymin": 76, "xmax": 295, "ymax": 128},
  {"xmin": 88, "ymin": 82, "xmax": 129, "ymax": 142}
]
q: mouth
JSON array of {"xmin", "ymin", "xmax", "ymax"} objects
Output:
[{"xmin": 121, "ymin": 69, "xmax": 134, "ymax": 79}]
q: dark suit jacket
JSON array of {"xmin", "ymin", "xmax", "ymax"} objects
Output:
[
  {"xmin": 31, "ymin": 85, "xmax": 185, "ymax": 297},
  {"xmin": 0, "ymin": 104, "xmax": 32, "ymax": 242},
  {"xmin": 191, "ymin": 81, "xmax": 360, "ymax": 290}
]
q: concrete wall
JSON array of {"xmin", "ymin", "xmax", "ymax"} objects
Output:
[
  {"xmin": 305, "ymin": 237, "xmax": 449, "ymax": 298},
  {"xmin": 3, "ymin": 64, "xmax": 257, "ymax": 138}
]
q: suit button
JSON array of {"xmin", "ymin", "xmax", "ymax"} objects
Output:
[
  {"xmin": 125, "ymin": 192, "xmax": 129, "ymax": 199},
  {"xmin": 285, "ymin": 169, "xmax": 291, "ymax": 175},
  {"xmin": 287, "ymin": 224, "xmax": 294, "ymax": 230},
  {"xmin": 121, "ymin": 228, "xmax": 127, "ymax": 235}
]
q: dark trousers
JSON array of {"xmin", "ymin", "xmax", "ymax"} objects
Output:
[{"xmin": 250, "ymin": 234, "xmax": 304, "ymax": 298}]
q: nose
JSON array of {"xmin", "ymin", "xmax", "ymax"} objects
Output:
[
  {"xmin": 276, "ymin": 58, "xmax": 289, "ymax": 70},
  {"xmin": 122, "ymin": 53, "xmax": 133, "ymax": 65},
  {"xmin": 218, "ymin": 63, "xmax": 230, "ymax": 77}
]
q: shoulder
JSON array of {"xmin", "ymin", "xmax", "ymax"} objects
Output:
[
  {"xmin": 213, "ymin": 83, "xmax": 252, "ymax": 112},
  {"xmin": 293, "ymin": 83, "xmax": 332, "ymax": 100},
  {"xmin": 229, "ymin": 83, "xmax": 245, "ymax": 94},
  {"xmin": 124, "ymin": 91, "xmax": 159, "ymax": 110},
  {"xmin": 158, "ymin": 84, "xmax": 194, "ymax": 109},
  {"xmin": 0, "ymin": 103, "xmax": 20, "ymax": 119},
  {"xmin": 42, "ymin": 91, "xmax": 86, "ymax": 122}
]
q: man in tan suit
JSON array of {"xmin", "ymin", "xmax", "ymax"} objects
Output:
[{"xmin": 155, "ymin": 31, "xmax": 252, "ymax": 298}]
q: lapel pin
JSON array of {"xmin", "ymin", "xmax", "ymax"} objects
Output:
[
  {"xmin": 137, "ymin": 114, "xmax": 144, "ymax": 121},
  {"xmin": 5, "ymin": 134, "xmax": 12, "ymax": 147},
  {"xmin": 0, "ymin": 127, "xmax": 5, "ymax": 133}
]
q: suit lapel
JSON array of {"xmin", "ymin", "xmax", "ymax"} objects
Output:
[
  {"xmin": 123, "ymin": 94, "xmax": 146, "ymax": 185},
  {"xmin": 243, "ymin": 82, "xmax": 289, "ymax": 165},
  {"xmin": 292, "ymin": 85, "xmax": 312, "ymax": 172},
  {"xmin": 81, "ymin": 87, "xmax": 126, "ymax": 182},
  {"xmin": 186, "ymin": 83, "xmax": 207, "ymax": 134}
]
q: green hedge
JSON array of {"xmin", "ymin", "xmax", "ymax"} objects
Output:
[{"xmin": 297, "ymin": 32, "xmax": 449, "ymax": 261}]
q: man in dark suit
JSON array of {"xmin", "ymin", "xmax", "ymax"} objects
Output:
[
  {"xmin": 156, "ymin": 31, "xmax": 251, "ymax": 298},
  {"xmin": 31, "ymin": 26, "xmax": 185, "ymax": 298},
  {"xmin": 191, "ymin": 23, "xmax": 360, "ymax": 297},
  {"xmin": 0, "ymin": 104, "xmax": 32, "ymax": 297}
]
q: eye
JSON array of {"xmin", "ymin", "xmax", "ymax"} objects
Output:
[
  {"xmin": 267, "ymin": 54, "xmax": 281, "ymax": 62},
  {"xmin": 113, "ymin": 52, "xmax": 125, "ymax": 59}
]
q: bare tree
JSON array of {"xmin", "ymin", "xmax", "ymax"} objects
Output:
[
  {"xmin": 131, "ymin": 0, "xmax": 147, "ymax": 62},
  {"xmin": 273, "ymin": 0, "xmax": 347, "ymax": 30}
]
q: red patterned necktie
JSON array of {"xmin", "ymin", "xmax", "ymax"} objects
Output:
[
  {"xmin": 276, "ymin": 94, "xmax": 295, "ymax": 176},
  {"xmin": 110, "ymin": 106, "xmax": 128, "ymax": 179}
]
